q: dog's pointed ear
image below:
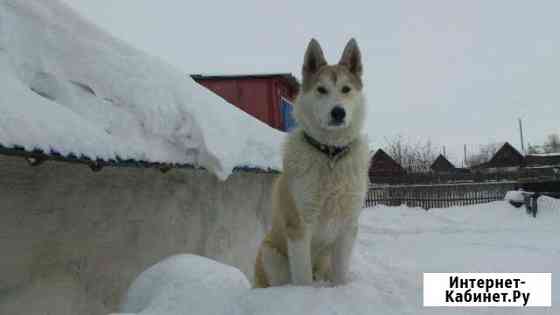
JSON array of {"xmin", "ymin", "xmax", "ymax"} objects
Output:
[
  {"xmin": 302, "ymin": 39, "xmax": 327, "ymax": 77},
  {"xmin": 339, "ymin": 38, "xmax": 362, "ymax": 77}
]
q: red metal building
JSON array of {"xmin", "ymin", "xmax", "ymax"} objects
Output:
[{"xmin": 191, "ymin": 73, "xmax": 299, "ymax": 131}]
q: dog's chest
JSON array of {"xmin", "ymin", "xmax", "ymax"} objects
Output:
[
  {"xmin": 284, "ymin": 134, "xmax": 368, "ymax": 243},
  {"xmin": 316, "ymin": 151, "xmax": 367, "ymax": 210},
  {"xmin": 304, "ymin": 153, "xmax": 366, "ymax": 249}
]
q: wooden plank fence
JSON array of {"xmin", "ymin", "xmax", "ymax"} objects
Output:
[
  {"xmin": 365, "ymin": 182, "xmax": 516, "ymax": 209},
  {"xmin": 370, "ymin": 168, "xmax": 558, "ymax": 185}
]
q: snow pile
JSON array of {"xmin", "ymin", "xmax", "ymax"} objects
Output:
[
  {"xmin": 504, "ymin": 190, "xmax": 526, "ymax": 203},
  {"xmin": 120, "ymin": 255, "xmax": 249, "ymax": 315},
  {"xmin": 536, "ymin": 195, "xmax": 560, "ymax": 216},
  {"xmin": 0, "ymin": 0, "xmax": 283, "ymax": 180},
  {"xmin": 116, "ymin": 201, "xmax": 559, "ymax": 315}
]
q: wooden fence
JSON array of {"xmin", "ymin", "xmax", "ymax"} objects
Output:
[
  {"xmin": 365, "ymin": 182, "xmax": 516, "ymax": 209},
  {"xmin": 370, "ymin": 168, "xmax": 558, "ymax": 185}
]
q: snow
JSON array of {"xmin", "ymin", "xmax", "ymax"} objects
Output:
[
  {"xmin": 0, "ymin": 0, "xmax": 283, "ymax": 180},
  {"xmin": 527, "ymin": 153, "xmax": 560, "ymax": 157},
  {"xmin": 116, "ymin": 200, "xmax": 560, "ymax": 315},
  {"xmin": 120, "ymin": 255, "xmax": 250, "ymax": 315},
  {"xmin": 505, "ymin": 190, "xmax": 527, "ymax": 203}
]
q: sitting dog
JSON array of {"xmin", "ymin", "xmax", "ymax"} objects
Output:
[{"xmin": 255, "ymin": 38, "xmax": 369, "ymax": 287}]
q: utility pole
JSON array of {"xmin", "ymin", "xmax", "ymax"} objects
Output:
[
  {"xmin": 443, "ymin": 146, "xmax": 446, "ymax": 157},
  {"xmin": 518, "ymin": 118, "xmax": 525, "ymax": 154},
  {"xmin": 464, "ymin": 144, "xmax": 467, "ymax": 168}
]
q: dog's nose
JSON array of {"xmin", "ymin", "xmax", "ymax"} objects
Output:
[{"xmin": 330, "ymin": 106, "xmax": 346, "ymax": 123}]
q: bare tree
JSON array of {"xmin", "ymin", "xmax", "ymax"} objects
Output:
[
  {"xmin": 544, "ymin": 133, "xmax": 560, "ymax": 153},
  {"xmin": 383, "ymin": 135, "xmax": 438, "ymax": 173},
  {"xmin": 465, "ymin": 142, "xmax": 501, "ymax": 167},
  {"xmin": 526, "ymin": 143, "xmax": 542, "ymax": 154}
]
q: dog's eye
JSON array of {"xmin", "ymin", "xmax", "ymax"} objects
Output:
[
  {"xmin": 341, "ymin": 86, "xmax": 352, "ymax": 94},
  {"xmin": 316, "ymin": 86, "xmax": 328, "ymax": 95}
]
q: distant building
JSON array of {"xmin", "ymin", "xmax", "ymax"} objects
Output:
[
  {"xmin": 191, "ymin": 73, "xmax": 299, "ymax": 131},
  {"xmin": 369, "ymin": 149, "xmax": 405, "ymax": 182},
  {"xmin": 430, "ymin": 154, "xmax": 456, "ymax": 174},
  {"xmin": 525, "ymin": 153, "xmax": 560, "ymax": 169},
  {"xmin": 472, "ymin": 142, "xmax": 524, "ymax": 173}
]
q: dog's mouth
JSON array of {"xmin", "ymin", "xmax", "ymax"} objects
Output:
[{"xmin": 326, "ymin": 119, "xmax": 348, "ymax": 129}]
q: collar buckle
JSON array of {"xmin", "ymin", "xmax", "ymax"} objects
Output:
[{"xmin": 303, "ymin": 132, "xmax": 351, "ymax": 166}]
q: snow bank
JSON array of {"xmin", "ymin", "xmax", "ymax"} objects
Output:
[
  {"xmin": 504, "ymin": 190, "xmax": 526, "ymax": 203},
  {"xmin": 537, "ymin": 195, "xmax": 560, "ymax": 217},
  {"xmin": 0, "ymin": 0, "xmax": 283, "ymax": 180},
  {"xmin": 116, "ymin": 201, "xmax": 559, "ymax": 315},
  {"xmin": 120, "ymin": 255, "xmax": 250, "ymax": 315}
]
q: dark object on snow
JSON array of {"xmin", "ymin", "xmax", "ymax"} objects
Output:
[
  {"xmin": 524, "ymin": 193, "xmax": 540, "ymax": 218},
  {"xmin": 508, "ymin": 200, "xmax": 524, "ymax": 208},
  {"xmin": 516, "ymin": 191, "xmax": 560, "ymax": 218}
]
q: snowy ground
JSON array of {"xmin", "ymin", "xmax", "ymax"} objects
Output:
[
  {"xmin": 0, "ymin": 0, "xmax": 283, "ymax": 180},
  {"xmin": 117, "ymin": 199, "xmax": 559, "ymax": 315}
]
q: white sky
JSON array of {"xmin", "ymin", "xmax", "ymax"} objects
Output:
[{"xmin": 63, "ymin": 0, "xmax": 560, "ymax": 165}]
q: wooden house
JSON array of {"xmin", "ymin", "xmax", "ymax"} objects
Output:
[
  {"xmin": 472, "ymin": 142, "xmax": 524, "ymax": 173},
  {"xmin": 525, "ymin": 153, "xmax": 560, "ymax": 168},
  {"xmin": 430, "ymin": 154, "xmax": 456, "ymax": 174},
  {"xmin": 369, "ymin": 149, "xmax": 405, "ymax": 182}
]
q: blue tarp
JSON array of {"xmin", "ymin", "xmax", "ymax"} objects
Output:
[{"xmin": 281, "ymin": 97, "xmax": 297, "ymax": 132}]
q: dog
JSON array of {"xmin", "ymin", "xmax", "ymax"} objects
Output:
[{"xmin": 254, "ymin": 38, "xmax": 369, "ymax": 288}]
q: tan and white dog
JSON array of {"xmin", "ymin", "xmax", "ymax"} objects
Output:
[{"xmin": 254, "ymin": 39, "xmax": 369, "ymax": 288}]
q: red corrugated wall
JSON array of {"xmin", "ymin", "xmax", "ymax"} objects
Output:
[{"xmin": 194, "ymin": 77, "xmax": 296, "ymax": 131}]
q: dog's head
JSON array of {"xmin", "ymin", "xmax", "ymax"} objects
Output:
[{"xmin": 294, "ymin": 38, "xmax": 365, "ymax": 146}]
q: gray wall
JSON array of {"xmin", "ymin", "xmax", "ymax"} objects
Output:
[{"xmin": 0, "ymin": 155, "xmax": 274, "ymax": 315}]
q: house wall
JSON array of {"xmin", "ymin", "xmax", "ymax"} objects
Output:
[
  {"xmin": 482, "ymin": 166, "xmax": 520, "ymax": 174},
  {"xmin": 0, "ymin": 155, "xmax": 275, "ymax": 315},
  {"xmin": 193, "ymin": 77, "xmax": 297, "ymax": 131}
]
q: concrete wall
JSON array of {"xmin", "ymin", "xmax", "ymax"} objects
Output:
[{"xmin": 0, "ymin": 155, "xmax": 274, "ymax": 315}]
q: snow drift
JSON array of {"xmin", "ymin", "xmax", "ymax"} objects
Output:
[
  {"xmin": 0, "ymin": 0, "xmax": 283, "ymax": 180},
  {"xmin": 116, "ymin": 200, "xmax": 560, "ymax": 315},
  {"xmin": 120, "ymin": 255, "xmax": 250, "ymax": 315}
]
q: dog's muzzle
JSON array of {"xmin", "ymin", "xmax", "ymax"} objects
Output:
[{"xmin": 329, "ymin": 106, "xmax": 346, "ymax": 126}]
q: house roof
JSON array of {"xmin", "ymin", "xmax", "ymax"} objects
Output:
[
  {"xmin": 430, "ymin": 154, "xmax": 456, "ymax": 172},
  {"xmin": 369, "ymin": 149, "xmax": 404, "ymax": 172},
  {"xmin": 191, "ymin": 73, "xmax": 300, "ymax": 91},
  {"xmin": 485, "ymin": 142, "xmax": 524, "ymax": 168},
  {"xmin": 0, "ymin": 144, "xmax": 277, "ymax": 174},
  {"xmin": 0, "ymin": 1, "xmax": 284, "ymax": 180}
]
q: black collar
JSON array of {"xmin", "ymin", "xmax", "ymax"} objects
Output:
[{"xmin": 303, "ymin": 132, "xmax": 351, "ymax": 163}]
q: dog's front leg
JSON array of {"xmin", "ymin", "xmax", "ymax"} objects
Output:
[
  {"xmin": 331, "ymin": 219, "xmax": 358, "ymax": 285},
  {"xmin": 286, "ymin": 174, "xmax": 319, "ymax": 286},
  {"xmin": 287, "ymin": 226, "xmax": 313, "ymax": 285}
]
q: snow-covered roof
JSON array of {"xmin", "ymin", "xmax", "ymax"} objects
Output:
[
  {"xmin": 527, "ymin": 153, "xmax": 560, "ymax": 157},
  {"xmin": 0, "ymin": 0, "xmax": 283, "ymax": 180}
]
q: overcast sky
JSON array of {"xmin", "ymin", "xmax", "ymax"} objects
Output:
[{"xmin": 64, "ymin": 0, "xmax": 559, "ymax": 165}]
